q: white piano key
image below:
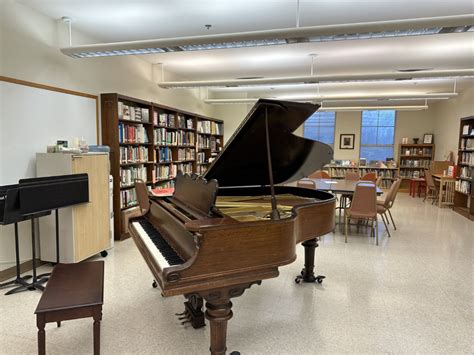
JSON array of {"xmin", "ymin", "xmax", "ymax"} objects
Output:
[{"xmin": 132, "ymin": 221, "xmax": 170, "ymax": 269}]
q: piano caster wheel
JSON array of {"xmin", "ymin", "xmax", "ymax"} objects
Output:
[
  {"xmin": 315, "ymin": 276, "xmax": 325, "ymax": 284},
  {"xmin": 295, "ymin": 277, "xmax": 301, "ymax": 284},
  {"xmin": 152, "ymin": 280, "xmax": 158, "ymax": 288},
  {"xmin": 230, "ymin": 351, "xmax": 241, "ymax": 355},
  {"xmin": 100, "ymin": 250, "xmax": 108, "ymax": 257}
]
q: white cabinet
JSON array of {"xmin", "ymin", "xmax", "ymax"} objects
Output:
[{"xmin": 36, "ymin": 153, "xmax": 112, "ymax": 263}]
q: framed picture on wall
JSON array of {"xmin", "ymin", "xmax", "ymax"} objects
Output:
[
  {"xmin": 340, "ymin": 134, "xmax": 355, "ymax": 149},
  {"xmin": 423, "ymin": 134, "xmax": 434, "ymax": 144}
]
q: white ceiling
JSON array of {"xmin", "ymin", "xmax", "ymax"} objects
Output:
[{"xmin": 18, "ymin": 0, "xmax": 474, "ymax": 104}]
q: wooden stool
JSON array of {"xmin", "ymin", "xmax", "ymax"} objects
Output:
[{"xmin": 35, "ymin": 261, "xmax": 104, "ymax": 355}]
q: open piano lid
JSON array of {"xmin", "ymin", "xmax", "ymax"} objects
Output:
[{"xmin": 204, "ymin": 99, "xmax": 333, "ymax": 187}]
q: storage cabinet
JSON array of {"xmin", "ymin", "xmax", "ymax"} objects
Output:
[{"xmin": 36, "ymin": 153, "xmax": 112, "ymax": 263}]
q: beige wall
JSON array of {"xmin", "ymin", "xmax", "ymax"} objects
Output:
[
  {"xmin": 431, "ymin": 86, "xmax": 474, "ymax": 161},
  {"xmin": 333, "ymin": 111, "xmax": 361, "ymax": 160}
]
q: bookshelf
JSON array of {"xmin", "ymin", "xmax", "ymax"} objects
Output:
[
  {"xmin": 101, "ymin": 93, "xmax": 224, "ymax": 240},
  {"xmin": 397, "ymin": 143, "xmax": 435, "ymax": 191},
  {"xmin": 326, "ymin": 165, "xmax": 398, "ymax": 189},
  {"xmin": 453, "ymin": 116, "xmax": 474, "ymax": 220}
]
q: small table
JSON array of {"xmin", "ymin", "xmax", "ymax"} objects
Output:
[
  {"xmin": 409, "ymin": 178, "xmax": 426, "ymax": 198},
  {"xmin": 35, "ymin": 261, "xmax": 104, "ymax": 355},
  {"xmin": 432, "ymin": 174, "xmax": 456, "ymax": 208}
]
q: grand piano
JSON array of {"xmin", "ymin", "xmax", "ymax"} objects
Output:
[{"xmin": 129, "ymin": 99, "xmax": 336, "ymax": 355}]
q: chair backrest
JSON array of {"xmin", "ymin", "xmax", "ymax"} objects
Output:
[
  {"xmin": 308, "ymin": 170, "xmax": 330, "ymax": 179},
  {"xmin": 424, "ymin": 169, "xmax": 437, "ymax": 189},
  {"xmin": 375, "ymin": 175, "xmax": 383, "ymax": 187},
  {"xmin": 388, "ymin": 178, "xmax": 403, "ymax": 206},
  {"xmin": 381, "ymin": 178, "xmax": 401, "ymax": 208},
  {"xmin": 349, "ymin": 182, "xmax": 377, "ymax": 217},
  {"xmin": 134, "ymin": 179, "xmax": 150, "ymax": 215},
  {"xmin": 297, "ymin": 179, "xmax": 316, "ymax": 189},
  {"xmin": 361, "ymin": 172, "xmax": 377, "ymax": 182},
  {"xmin": 345, "ymin": 171, "xmax": 360, "ymax": 181}
]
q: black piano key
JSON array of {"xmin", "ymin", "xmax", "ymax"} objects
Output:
[{"xmin": 137, "ymin": 218, "xmax": 184, "ymax": 266}]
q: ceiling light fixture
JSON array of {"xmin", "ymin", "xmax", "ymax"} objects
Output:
[
  {"xmin": 203, "ymin": 92, "xmax": 456, "ymax": 104},
  {"xmin": 60, "ymin": 14, "xmax": 473, "ymax": 58},
  {"xmin": 318, "ymin": 105, "xmax": 429, "ymax": 111},
  {"xmin": 157, "ymin": 69, "xmax": 474, "ymax": 88}
]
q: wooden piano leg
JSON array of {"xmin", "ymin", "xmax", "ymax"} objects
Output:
[
  {"xmin": 295, "ymin": 238, "xmax": 325, "ymax": 284},
  {"xmin": 200, "ymin": 282, "xmax": 261, "ymax": 355}
]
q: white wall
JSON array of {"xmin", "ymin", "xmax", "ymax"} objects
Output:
[
  {"xmin": 431, "ymin": 87, "xmax": 474, "ymax": 160},
  {"xmin": 0, "ymin": 0, "xmax": 214, "ymax": 269}
]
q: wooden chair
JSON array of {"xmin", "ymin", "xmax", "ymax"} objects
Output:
[
  {"xmin": 297, "ymin": 179, "xmax": 316, "ymax": 189},
  {"xmin": 361, "ymin": 172, "xmax": 377, "ymax": 183},
  {"xmin": 308, "ymin": 170, "xmax": 330, "ymax": 179},
  {"xmin": 344, "ymin": 182, "xmax": 379, "ymax": 245},
  {"xmin": 377, "ymin": 178, "xmax": 402, "ymax": 237},
  {"xmin": 423, "ymin": 170, "xmax": 439, "ymax": 204}
]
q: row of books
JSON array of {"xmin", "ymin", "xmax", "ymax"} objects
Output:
[
  {"xmin": 359, "ymin": 168, "xmax": 396, "ymax": 179},
  {"xmin": 198, "ymin": 135, "xmax": 211, "ymax": 149},
  {"xmin": 210, "ymin": 137, "xmax": 222, "ymax": 152},
  {"xmin": 154, "ymin": 129, "xmax": 195, "ymax": 146},
  {"xmin": 177, "ymin": 148, "xmax": 195, "ymax": 161},
  {"xmin": 197, "ymin": 120, "xmax": 222, "ymax": 135},
  {"xmin": 400, "ymin": 159, "xmax": 430, "ymax": 168},
  {"xmin": 118, "ymin": 102, "xmax": 150, "ymax": 122},
  {"xmin": 120, "ymin": 166, "xmax": 147, "ymax": 187},
  {"xmin": 399, "ymin": 170, "xmax": 426, "ymax": 179},
  {"xmin": 197, "ymin": 152, "xmax": 208, "ymax": 164},
  {"xmin": 120, "ymin": 189, "xmax": 137, "ymax": 209},
  {"xmin": 462, "ymin": 124, "xmax": 474, "ymax": 136},
  {"xmin": 455, "ymin": 180, "xmax": 471, "ymax": 195},
  {"xmin": 157, "ymin": 146, "xmax": 172, "ymax": 162},
  {"xmin": 460, "ymin": 152, "xmax": 474, "ymax": 165},
  {"xmin": 459, "ymin": 167, "xmax": 473, "ymax": 180},
  {"xmin": 155, "ymin": 112, "xmax": 193, "ymax": 128},
  {"xmin": 177, "ymin": 115, "xmax": 194, "ymax": 129},
  {"xmin": 156, "ymin": 165, "xmax": 176, "ymax": 180},
  {"xmin": 120, "ymin": 146, "xmax": 148, "ymax": 164},
  {"xmin": 155, "ymin": 180, "xmax": 175, "ymax": 190},
  {"xmin": 196, "ymin": 165, "xmax": 208, "ymax": 175},
  {"xmin": 460, "ymin": 138, "xmax": 474, "ymax": 150},
  {"xmin": 118, "ymin": 123, "xmax": 149, "ymax": 143},
  {"xmin": 402, "ymin": 147, "xmax": 432, "ymax": 156}
]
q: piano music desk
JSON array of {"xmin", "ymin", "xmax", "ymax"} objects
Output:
[{"xmin": 35, "ymin": 261, "xmax": 104, "ymax": 355}]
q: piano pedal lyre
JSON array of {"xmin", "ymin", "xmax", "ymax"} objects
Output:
[{"xmin": 176, "ymin": 294, "xmax": 206, "ymax": 329}]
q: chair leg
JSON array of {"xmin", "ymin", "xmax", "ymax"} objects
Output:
[
  {"xmin": 381, "ymin": 213, "xmax": 391, "ymax": 238},
  {"xmin": 345, "ymin": 214, "xmax": 348, "ymax": 243},
  {"xmin": 375, "ymin": 217, "xmax": 379, "ymax": 246},
  {"xmin": 387, "ymin": 209, "xmax": 396, "ymax": 230}
]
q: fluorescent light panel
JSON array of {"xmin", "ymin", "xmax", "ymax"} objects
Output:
[
  {"xmin": 319, "ymin": 105, "xmax": 429, "ymax": 111},
  {"xmin": 61, "ymin": 15, "xmax": 474, "ymax": 58},
  {"xmin": 158, "ymin": 69, "xmax": 474, "ymax": 88},
  {"xmin": 204, "ymin": 92, "xmax": 457, "ymax": 105}
]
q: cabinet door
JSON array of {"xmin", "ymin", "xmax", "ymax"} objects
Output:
[{"xmin": 72, "ymin": 155, "xmax": 110, "ymax": 261}]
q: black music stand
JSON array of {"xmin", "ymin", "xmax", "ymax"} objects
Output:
[{"xmin": 0, "ymin": 185, "xmax": 51, "ymax": 295}]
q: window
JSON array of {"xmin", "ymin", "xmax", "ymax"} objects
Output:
[
  {"xmin": 360, "ymin": 110, "xmax": 396, "ymax": 162},
  {"xmin": 303, "ymin": 111, "xmax": 336, "ymax": 148}
]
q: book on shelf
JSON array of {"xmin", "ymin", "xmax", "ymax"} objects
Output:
[
  {"xmin": 198, "ymin": 135, "xmax": 211, "ymax": 148},
  {"xmin": 118, "ymin": 123, "xmax": 149, "ymax": 143},
  {"xmin": 158, "ymin": 146, "xmax": 172, "ymax": 162},
  {"xmin": 158, "ymin": 113, "xmax": 176, "ymax": 127},
  {"xmin": 177, "ymin": 115, "xmax": 194, "ymax": 130},
  {"xmin": 177, "ymin": 148, "xmax": 195, "ymax": 161},
  {"xmin": 154, "ymin": 128, "xmax": 195, "ymax": 146},
  {"xmin": 460, "ymin": 138, "xmax": 474, "ymax": 150},
  {"xmin": 118, "ymin": 102, "xmax": 149, "ymax": 123},
  {"xmin": 120, "ymin": 165, "xmax": 147, "ymax": 187},
  {"xmin": 120, "ymin": 189, "xmax": 137, "ymax": 209},
  {"xmin": 120, "ymin": 146, "xmax": 149, "ymax": 164}
]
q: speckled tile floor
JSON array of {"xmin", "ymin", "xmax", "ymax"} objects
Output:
[{"xmin": 0, "ymin": 194, "xmax": 473, "ymax": 354}]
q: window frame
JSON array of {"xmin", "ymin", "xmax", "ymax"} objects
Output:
[
  {"xmin": 359, "ymin": 110, "xmax": 397, "ymax": 162},
  {"xmin": 303, "ymin": 111, "xmax": 336, "ymax": 148}
]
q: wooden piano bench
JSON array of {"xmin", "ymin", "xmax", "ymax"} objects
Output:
[{"xmin": 34, "ymin": 261, "xmax": 104, "ymax": 355}]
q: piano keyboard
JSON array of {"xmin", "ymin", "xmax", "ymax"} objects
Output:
[{"xmin": 132, "ymin": 218, "xmax": 184, "ymax": 269}]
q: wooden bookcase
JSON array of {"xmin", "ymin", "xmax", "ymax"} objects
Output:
[
  {"xmin": 101, "ymin": 93, "xmax": 224, "ymax": 240},
  {"xmin": 453, "ymin": 116, "xmax": 474, "ymax": 220},
  {"xmin": 397, "ymin": 143, "xmax": 435, "ymax": 191}
]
